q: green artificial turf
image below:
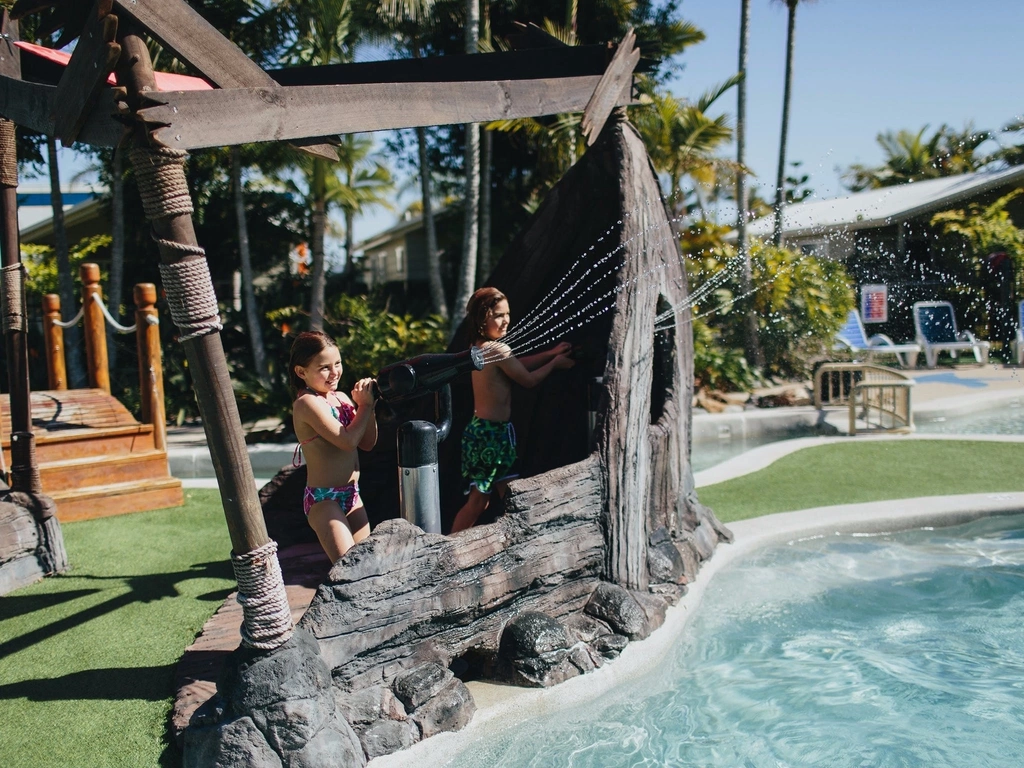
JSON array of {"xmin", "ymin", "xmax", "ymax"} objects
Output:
[
  {"xmin": 698, "ymin": 439, "xmax": 1024, "ymax": 523},
  {"xmin": 0, "ymin": 490, "xmax": 233, "ymax": 768}
]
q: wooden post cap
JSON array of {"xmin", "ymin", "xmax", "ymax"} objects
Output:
[
  {"xmin": 80, "ymin": 262, "xmax": 101, "ymax": 284},
  {"xmin": 43, "ymin": 293, "xmax": 62, "ymax": 312},
  {"xmin": 134, "ymin": 283, "xmax": 157, "ymax": 307}
]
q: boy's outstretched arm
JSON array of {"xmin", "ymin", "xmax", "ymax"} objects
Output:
[
  {"xmin": 518, "ymin": 341, "xmax": 572, "ymax": 372},
  {"xmin": 494, "ymin": 343, "xmax": 574, "ymax": 388}
]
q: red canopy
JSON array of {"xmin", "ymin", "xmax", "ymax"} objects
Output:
[{"xmin": 15, "ymin": 41, "xmax": 214, "ymax": 91}]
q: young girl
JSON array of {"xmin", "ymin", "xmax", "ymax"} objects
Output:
[
  {"xmin": 450, "ymin": 287, "xmax": 574, "ymax": 533},
  {"xmin": 290, "ymin": 331, "xmax": 378, "ymax": 562}
]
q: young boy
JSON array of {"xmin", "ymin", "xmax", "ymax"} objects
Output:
[{"xmin": 450, "ymin": 287, "xmax": 574, "ymax": 533}]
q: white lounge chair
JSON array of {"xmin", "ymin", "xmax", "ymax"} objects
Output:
[
  {"xmin": 1012, "ymin": 299, "xmax": 1024, "ymax": 365},
  {"xmin": 913, "ymin": 301, "xmax": 990, "ymax": 369},
  {"xmin": 833, "ymin": 309, "xmax": 920, "ymax": 369}
]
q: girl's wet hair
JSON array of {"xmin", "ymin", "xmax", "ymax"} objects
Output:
[
  {"xmin": 289, "ymin": 331, "xmax": 338, "ymax": 395},
  {"xmin": 466, "ymin": 286, "xmax": 507, "ymax": 342}
]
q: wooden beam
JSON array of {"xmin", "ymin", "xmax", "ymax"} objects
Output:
[
  {"xmin": 139, "ymin": 75, "xmax": 635, "ymax": 150},
  {"xmin": 0, "ymin": 13, "xmax": 21, "ymax": 80},
  {"xmin": 581, "ymin": 30, "xmax": 640, "ymax": 146},
  {"xmin": 112, "ymin": 0, "xmax": 336, "ymax": 160},
  {"xmin": 52, "ymin": 0, "xmax": 120, "ymax": 144},
  {"xmin": 0, "ymin": 75, "xmax": 125, "ymax": 147}
]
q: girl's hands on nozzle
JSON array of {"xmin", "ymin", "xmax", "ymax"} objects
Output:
[
  {"xmin": 552, "ymin": 341, "xmax": 572, "ymax": 356},
  {"xmin": 351, "ymin": 378, "xmax": 377, "ymax": 407},
  {"xmin": 554, "ymin": 353, "xmax": 575, "ymax": 370}
]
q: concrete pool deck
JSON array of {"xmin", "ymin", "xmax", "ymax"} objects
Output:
[{"xmin": 367, "ymin": 490, "xmax": 1024, "ymax": 768}]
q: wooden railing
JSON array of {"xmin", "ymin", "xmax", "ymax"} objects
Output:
[
  {"xmin": 42, "ymin": 263, "xmax": 167, "ymax": 451},
  {"xmin": 814, "ymin": 362, "xmax": 915, "ymax": 435}
]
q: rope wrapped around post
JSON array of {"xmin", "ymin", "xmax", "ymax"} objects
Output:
[
  {"xmin": 0, "ymin": 119, "xmax": 17, "ymax": 187},
  {"xmin": 1, "ymin": 263, "xmax": 25, "ymax": 332},
  {"xmin": 129, "ymin": 147, "xmax": 223, "ymax": 343},
  {"xmin": 231, "ymin": 540, "xmax": 295, "ymax": 650}
]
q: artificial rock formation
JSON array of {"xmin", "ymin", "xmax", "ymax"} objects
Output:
[{"xmin": 261, "ymin": 113, "xmax": 732, "ymax": 762}]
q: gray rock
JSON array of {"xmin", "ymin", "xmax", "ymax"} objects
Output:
[
  {"xmin": 392, "ymin": 663, "xmax": 454, "ymax": 711},
  {"xmin": 356, "ymin": 718, "xmax": 419, "ymax": 759},
  {"xmin": 649, "ymin": 583, "xmax": 686, "ymax": 604},
  {"xmin": 336, "ymin": 685, "xmax": 407, "ymax": 725},
  {"xmin": 562, "ymin": 613, "xmax": 613, "ymax": 644},
  {"xmin": 647, "ymin": 540, "xmax": 686, "ymax": 584},
  {"xmin": 183, "ymin": 715, "xmax": 282, "ymax": 768},
  {"xmin": 410, "ymin": 679, "xmax": 476, "ymax": 739},
  {"xmin": 591, "ymin": 633, "xmax": 628, "ymax": 659},
  {"xmin": 692, "ymin": 521, "xmax": 718, "ymax": 561},
  {"xmin": 287, "ymin": 718, "xmax": 366, "ymax": 768},
  {"xmin": 500, "ymin": 611, "xmax": 570, "ymax": 658},
  {"xmin": 567, "ymin": 644, "xmax": 598, "ymax": 674},
  {"xmin": 584, "ymin": 582, "xmax": 650, "ymax": 640}
]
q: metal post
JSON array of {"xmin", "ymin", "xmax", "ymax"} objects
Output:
[{"xmin": 396, "ymin": 384, "xmax": 453, "ymax": 534}]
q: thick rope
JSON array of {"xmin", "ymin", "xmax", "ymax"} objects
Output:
[
  {"xmin": 158, "ymin": 259, "xmax": 223, "ymax": 342},
  {"xmin": 128, "ymin": 146, "xmax": 223, "ymax": 342},
  {"xmin": 0, "ymin": 119, "xmax": 17, "ymax": 187},
  {"xmin": 93, "ymin": 295, "xmax": 137, "ymax": 333},
  {"xmin": 231, "ymin": 540, "xmax": 295, "ymax": 650},
  {"xmin": 51, "ymin": 303, "xmax": 85, "ymax": 329},
  {"xmin": 128, "ymin": 147, "xmax": 194, "ymax": 219},
  {"xmin": 1, "ymin": 264, "xmax": 25, "ymax": 332}
]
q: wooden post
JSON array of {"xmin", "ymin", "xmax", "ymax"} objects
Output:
[
  {"xmin": 81, "ymin": 262, "xmax": 110, "ymax": 393},
  {"xmin": 134, "ymin": 283, "xmax": 166, "ymax": 452},
  {"xmin": 43, "ymin": 294, "xmax": 68, "ymax": 390},
  {"xmin": 117, "ymin": 31, "xmax": 269, "ymax": 556}
]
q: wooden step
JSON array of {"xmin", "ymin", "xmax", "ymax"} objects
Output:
[
  {"xmin": 3, "ymin": 424, "xmax": 156, "ymax": 465},
  {"xmin": 1, "ymin": 388, "xmax": 140, "ymax": 436},
  {"xmin": 39, "ymin": 450, "xmax": 172, "ymax": 492},
  {"xmin": 50, "ymin": 478, "xmax": 185, "ymax": 523}
]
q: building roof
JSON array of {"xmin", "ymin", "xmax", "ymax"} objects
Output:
[
  {"xmin": 17, "ymin": 182, "xmax": 108, "ymax": 240},
  {"xmin": 744, "ymin": 165, "xmax": 1024, "ymax": 239}
]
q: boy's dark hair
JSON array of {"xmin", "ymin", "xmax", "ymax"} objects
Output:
[
  {"xmin": 466, "ymin": 286, "xmax": 507, "ymax": 343},
  {"xmin": 288, "ymin": 331, "xmax": 338, "ymax": 395}
]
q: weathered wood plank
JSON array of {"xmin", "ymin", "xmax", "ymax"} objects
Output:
[
  {"xmin": 112, "ymin": 0, "xmax": 337, "ymax": 160},
  {"xmin": 52, "ymin": 1, "xmax": 120, "ymax": 144},
  {"xmin": 0, "ymin": 75, "xmax": 124, "ymax": 146},
  {"xmin": 581, "ymin": 30, "xmax": 640, "ymax": 146},
  {"xmin": 0, "ymin": 13, "xmax": 21, "ymax": 80},
  {"xmin": 139, "ymin": 75, "xmax": 634, "ymax": 149}
]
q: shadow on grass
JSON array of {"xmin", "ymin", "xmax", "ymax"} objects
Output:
[
  {"xmin": 0, "ymin": 560, "xmax": 234, "ymax": 660},
  {"xmin": 0, "ymin": 663, "xmax": 177, "ymax": 701},
  {"xmin": 0, "ymin": 589, "xmax": 101, "ymax": 621}
]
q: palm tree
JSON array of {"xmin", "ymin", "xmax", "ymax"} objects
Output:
[
  {"xmin": 281, "ymin": 0, "xmax": 356, "ymax": 330},
  {"xmin": 843, "ymin": 124, "xmax": 992, "ymax": 191},
  {"xmin": 771, "ymin": 0, "xmax": 816, "ymax": 247},
  {"xmin": 333, "ymin": 133, "xmax": 395, "ymax": 274},
  {"xmin": 736, "ymin": 0, "xmax": 762, "ymax": 367},
  {"xmin": 452, "ymin": 0, "xmax": 481, "ymax": 335}
]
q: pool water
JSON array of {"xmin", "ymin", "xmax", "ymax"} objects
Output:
[
  {"xmin": 690, "ymin": 430, "xmax": 819, "ymax": 472},
  {"xmin": 917, "ymin": 401, "xmax": 1024, "ymax": 436},
  {"xmin": 447, "ymin": 514, "xmax": 1024, "ymax": 768}
]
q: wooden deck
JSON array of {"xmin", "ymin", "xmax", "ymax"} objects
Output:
[{"xmin": 0, "ymin": 388, "xmax": 183, "ymax": 521}]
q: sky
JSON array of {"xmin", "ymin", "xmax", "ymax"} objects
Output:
[{"xmin": 50, "ymin": 0, "xmax": 1023, "ymax": 244}]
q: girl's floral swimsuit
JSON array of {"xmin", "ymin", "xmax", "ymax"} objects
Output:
[{"xmin": 293, "ymin": 390, "xmax": 361, "ymax": 516}]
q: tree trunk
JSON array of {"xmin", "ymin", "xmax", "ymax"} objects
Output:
[
  {"xmin": 417, "ymin": 127, "xmax": 447, "ymax": 320},
  {"xmin": 344, "ymin": 205, "xmax": 354, "ymax": 277},
  {"xmin": 107, "ymin": 147, "xmax": 125, "ymax": 368},
  {"xmin": 736, "ymin": 0, "xmax": 764, "ymax": 369},
  {"xmin": 231, "ymin": 146, "xmax": 270, "ymax": 386},
  {"xmin": 772, "ymin": 0, "xmax": 798, "ymax": 248},
  {"xmin": 477, "ymin": 127, "xmax": 492, "ymax": 284},
  {"xmin": 309, "ymin": 158, "xmax": 327, "ymax": 332},
  {"xmin": 47, "ymin": 137, "xmax": 86, "ymax": 387},
  {"xmin": 452, "ymin": 0, "xmax": 481, "ymax": 334}
]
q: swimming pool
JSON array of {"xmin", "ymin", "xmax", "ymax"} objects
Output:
[
  {"xmin": 444, "ymin": 513, "xmax": 1024, "ymax": 767},
  {"xmin": 917, "ymin": 399, "xmax": 1024, "ymax": 435}
]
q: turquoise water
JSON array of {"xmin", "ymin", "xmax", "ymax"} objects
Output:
[
  {"xmin": 917, "ymin": 402, "xmax": 1024, "ymax": 436},
  {"xmin": 448, "ymin": 514, "xmax": 1024, "ymax": 768},
  {"xmin": 691, "ymin": 430, "xmax": 818, "ymax": 472}
]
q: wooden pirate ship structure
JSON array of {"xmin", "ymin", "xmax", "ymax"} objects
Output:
[{"xmin": 0, "ymin": 0, "xmax": 729, "ymax": 763}]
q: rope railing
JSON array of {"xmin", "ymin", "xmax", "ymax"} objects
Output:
[{"xmin": 51, "ymin": 293, "xmax": 156, "ymax": 334}]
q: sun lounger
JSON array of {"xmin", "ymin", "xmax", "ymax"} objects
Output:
[
  {"xmin": 833, "ymin": 309, "xmax": 920, "ymax": 369},
  {"xmin": 1013, "ymin": 300, "xmax": 1024, "ymax": 365},
  {"xmin": 913, "ymin": 301, "xmax": 990, "ymax": 368}
]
